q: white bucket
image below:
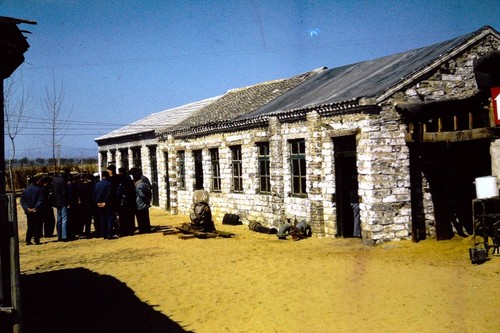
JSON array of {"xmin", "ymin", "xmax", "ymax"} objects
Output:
[{"xmin": 475, "ymin": 176, "xmax": 499, "ymax": 199}]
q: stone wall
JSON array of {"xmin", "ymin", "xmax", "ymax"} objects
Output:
[
  {"xmin": 394, "ymin": 35, "xmax": 499, "ymax": 104},
  {"xmin": 156, "ymin": 108, "xmax": 413, "ymax": 244}
]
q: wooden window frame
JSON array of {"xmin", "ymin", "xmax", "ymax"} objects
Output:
[
  {"xmin": 289, "ymin": 139, "xmax": 307, "ymax": 196},
  {"xmin": 231, "ymin": 145, "xmax": 243, "ymax": 193},
  {"xmin": 178, "ymin": 150, "xmax": 186, "ymax": 190},
  {"xmin": 210, "ymin": 148, "xmax": 221, "ymax": 192},
  {"xmin": 257, "ymin": 142, "xmax": 271, "ymax": 193}
]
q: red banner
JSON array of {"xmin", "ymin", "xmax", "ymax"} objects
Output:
[{"xmin": 492, "ymin": 87, "xmax": 500, "ymax": 126}]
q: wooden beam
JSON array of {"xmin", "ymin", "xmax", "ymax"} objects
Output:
[{"xmin": 405, "ymin": 127, "xmax": 492, "ymax": 142}]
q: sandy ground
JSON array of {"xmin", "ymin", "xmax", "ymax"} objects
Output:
[{"xmin": 15, "ymin": 205, "xmax": 500, "ymax": 333}]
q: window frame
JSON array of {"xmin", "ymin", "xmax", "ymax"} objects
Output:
[
  {"xmin": 289, "ymin": 139, "xmax": 307, "ymax": 196},
  {"xmin": 257, "ymin": 142, "xmax": 271, "ymax": 193},
  {"xmin": 177, "ymin": 150, "xmax": 186, "ymax": 190},
  {"xmin": 230, "ymin": 145, "xmax": 243, "ymax": 193},
  {"xmin": 210, "ymin": 148, "xmax": 221, "ymax": 192}
]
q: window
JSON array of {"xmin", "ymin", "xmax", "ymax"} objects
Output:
[
  {"xmin": 178, "ymin": 151, "xmax": 186, "ymax": 189},
  {"xmin": 120, "ymin": 148, "xmax": 129, "ymax": 170},
  {"xmin": 99, "ymin": 151, "xmax": 107, "ymax": 170},
  {"xmin": 193, "ymin": 150, "xmax": 204, "ymax": 190},
  {"xmin": 132, "ymin": 147, "xmax": 142, "ymax": 168},
  {"xmin": 149, "ymin": 146, "xmax": 158, "ymax": 206},
  {"xmin": 210, "ymin": 148, "xmax": 221, "ymax": 192},
  {"xmin": 231, "ymin": 145, "xmax": 243, "ymax": 192},
  {"xmin": 257, "ymin": 142, "xmax": 270, "ymax": 193},
  {"xmin": 110, "ymin": 150, "xmax": 116, "ymax": 165},
  {"xmin": 289, "ymin": 139, "xmax": 306, "ymax": 195}
]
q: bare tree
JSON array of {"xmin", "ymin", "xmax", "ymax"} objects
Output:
[
  {"xmin": 42, "ymin": 72, "xmax": 72, "ymax": 172},
  {"xmin": 3, "ymin": 72, "xmax": 32, "ymax": 192}
]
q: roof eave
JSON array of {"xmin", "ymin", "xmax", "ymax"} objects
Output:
[{"xmin": 171, "ymin": 100, "xmax": 380, "ymax": 139}]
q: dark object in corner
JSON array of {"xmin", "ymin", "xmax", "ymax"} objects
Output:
[
  {"xmin": 469, "ymin": 246, "xmax": 488, "ymax": 265},
  {"xmin": 222, "ymin": 213, "xmax": 242, "ymax": 225}
]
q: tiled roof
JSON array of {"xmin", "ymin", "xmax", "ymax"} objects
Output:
[
  {"xmin": 94, "ymin": 95, "xmax": 220, "ymax": 142},
  {"xmin": 161, "ymin": 68, "xmax": 326, "ymax": 138}
]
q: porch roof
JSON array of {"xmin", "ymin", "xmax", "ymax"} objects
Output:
[{"xmin": 94, "ymin": 95, "xmax": 221, "ymax": 142}]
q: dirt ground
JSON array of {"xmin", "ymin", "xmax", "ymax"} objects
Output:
[{"xmin": 15, "ymin": 206, "xmax": 500, "ymax": 333}]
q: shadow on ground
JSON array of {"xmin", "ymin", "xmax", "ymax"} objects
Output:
[{"xmin": 21, "ymin": 268, "xmax": 193, "ymax": 333}]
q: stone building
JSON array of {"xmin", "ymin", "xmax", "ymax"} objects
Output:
[{"xmin": 96, "ymin": 26, "xmax": 500, "ymax": 245}]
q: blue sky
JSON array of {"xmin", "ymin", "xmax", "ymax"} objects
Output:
[{"xmin": 2, "ymin": 0, "xmax": 500, "ymax": 158}]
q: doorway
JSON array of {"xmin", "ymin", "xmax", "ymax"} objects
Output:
[
  {"xmin": 410, "ymin": 139, "xmax": 491, "ymax": 240},
  {"xmin": 333, "ymin": 135, "xmax": 359, "ymax": 237},
  {"xmin": 148, "ymin": 146, "xmax": 159, "ymax": 206}
]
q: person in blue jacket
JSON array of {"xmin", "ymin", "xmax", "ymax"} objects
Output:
[
  {"xmin": 20, "ymin": 176, "xmax": 45, "ymax": 245},
  {"xmin": 93, "ymin": 171, "xmax": 115, "ymax": 239}
]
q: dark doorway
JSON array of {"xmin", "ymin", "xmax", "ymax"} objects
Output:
[
  {"xmin": 333, "ymin": 135, "xmax": 359, "ymax": 237},
  {"xmin": 149, "ymin": 146, "xmax": 159, "ymax": 206},
  {"xmin": 410, "ymin": 139, "xmax": 491, "ymax": 240},
  {"xmin": 163, "ymin": 151, "xmax": 170, "ymax": 210},
  {"xmin": 193, "ymin": 150, "xmax": 204, "ymax": 190}
]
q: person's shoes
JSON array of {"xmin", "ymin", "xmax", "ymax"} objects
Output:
[
  {"xmin": 26, "ymin": 242, "xmax": 33, "ymax": 245},
  {"xmin": 35, "ymin": 239, "xmax": 41, "ymax": 245}
]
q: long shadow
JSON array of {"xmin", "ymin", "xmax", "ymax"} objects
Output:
[{"xmin": 21, "ymin": 268, "xmax": 193, "ymax": 333}]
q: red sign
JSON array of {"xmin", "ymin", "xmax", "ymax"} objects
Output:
[{"xmin": 493, "ymin": 87, "xmax": 500, "ymax": 125}]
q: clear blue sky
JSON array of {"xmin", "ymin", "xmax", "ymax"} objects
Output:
[{"xmin": 2, "ymin": 0, "xmax": 500, "ymax": 159}]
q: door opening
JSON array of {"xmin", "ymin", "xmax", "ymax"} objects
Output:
[{"xmin": 333, "ymin": 135, "xmax": 360, "ymax": 238}]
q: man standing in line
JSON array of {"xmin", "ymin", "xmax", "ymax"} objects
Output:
[
  {"xmin": 51, "ymin": 167, "xmax": 71, "ymax": 242},
  {"xmin": 116, "ymin": 168, "xmax": 136, "ymax": 236},
  {"xmin": 93, "ymin": 171, "xmax": 115, "ymax": 239},
  {"xmin": 133, "ymin": 171, "xmax": 151, "ymax": 234},
  {"xmin": 77, "ymin": 173, "xmax": 96, "ymax": 238},
  {"xmin": 106, "ymin": 164, "xmax": 119, "ymax": 234},
  {"xmin": 38, "ymin": 176, "xmax": 55, "ymax": 238},
  {"xmin": 20, "ymin": 176, "xmax": 45, "ymax": 245}
]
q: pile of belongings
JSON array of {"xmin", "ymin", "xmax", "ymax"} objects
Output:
[
  {"xmin": 277, "ymin": 220, "xmax": 312, "ymax": 240},
  {"xmin": 248, "ymin": 221, "xmax": 277, "ymax": 234},
  {"xmin": 177, "ymin": 190, "xmax": 234, "ymax": 239}
]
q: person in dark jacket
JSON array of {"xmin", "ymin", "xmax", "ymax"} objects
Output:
[
  {"xmin": 93, "ymin": 171, "xmax": 115, "ymax": 239},
  {"xmin": 133, "ymin": 171, "xmax": 151, "ymax": 234},
  {"xmin": 66, "ymin": 174, "xmax": 79, "ymax": 239},
  {"xmin": 38, "ymin": 176, "xmax": 55, "ymax": 237},
  {"xmin": 78, "ymin": 173, "xmax": 96, "ymax": 238},
  {"xmin": 20, "ymin": 176, "xmax": 45, "ymax": 245},
  {"xmin": 51, "ymin": 167, "xmax": 71, "ymax": 241},
  {"xmin": 116, "ymin": 168, "xmax": 136, "ymax": 236}
]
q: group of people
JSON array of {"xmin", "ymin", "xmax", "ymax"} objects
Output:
[{"xmin": 20, "ymin": 165, "xmax": 152, "ymax": 245}]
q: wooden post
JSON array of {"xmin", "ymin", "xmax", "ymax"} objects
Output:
[{"xmin": 8, "ymin": 193, "xmax": 22, "ymax": 333}]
